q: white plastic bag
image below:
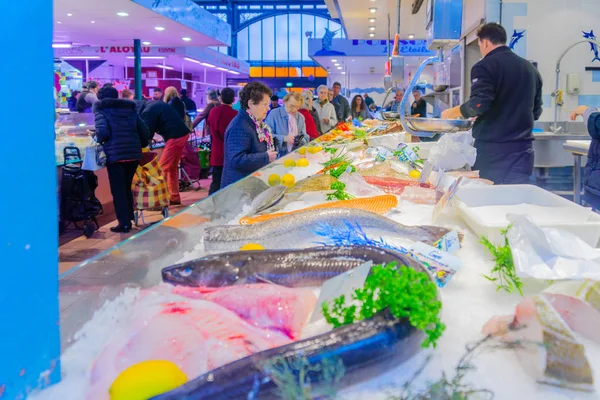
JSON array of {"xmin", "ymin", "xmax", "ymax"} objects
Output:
[
  {"xmin": 507, "ymin": 214, "xmax": 600, "ymax": 280},
  {"xmin": 427, "ymin": 132, "xmax": 477, "ymax": 171}
]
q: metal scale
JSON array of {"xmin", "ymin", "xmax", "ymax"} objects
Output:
[{"xmin": 389, "ymin": 0, "xmax": 474, "ymax": 137}]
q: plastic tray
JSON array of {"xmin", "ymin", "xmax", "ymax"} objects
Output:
[{"xmin": 452, "ymin": 185, "xmax": 600, "ymax": 247}]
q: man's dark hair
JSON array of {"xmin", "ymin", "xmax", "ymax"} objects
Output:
[
  {"xmin": 86, "ymin": 81, "xmax": 98, "ymax": 90},
  {"xmin": 180, "ymin": 89, "xmax": 188, "ymax": 96},
  {"xmin": 221, "ymin": 87, "xmax": 235, "ymax": 105},
  {"xmin": 240, "ymin": 82, "xmax": 272, "ymax": 110},
  {"xmin": 71, "ymin": 90, "xmax": 80, "ymax": 97},
  {"xmin": 332, "ymin": 82, "xmax": 342, "ymax": 88},
  {"xmin": 477, "ymin": 23, "xmax": 507, "ymax": 45},
  {"xmin": 154, "ymin": 87, "xmax": 163, "ymax": 93},
  {"xmin": 270, "ymin": 95, "xmax": 279, "ymax": 101},
  {"xmin": 102, "ymin": 83, "xmax": 114, "ymax": 89},
  {"xmin": 97, "ymin": 86, "xmax": 119, "ymax": 100}
]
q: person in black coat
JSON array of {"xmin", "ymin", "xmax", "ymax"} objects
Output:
[
  {"xmin": 180, "ymin": 89, "xmax": 197, "ymax": 114},
  {"xmin": 67, "ymin": 90, "xmax": 80, "ymax": 112},
  {"xmin": 164, "ymin": 86, "xmax": 186, "ymax": 121},
  {"xmin": 138, "ymin": 99, "xmax": 191, "ymax": 204},
  {"xmin": 93, "ymin": 86, "xmax": 151, "ymax": 232}
]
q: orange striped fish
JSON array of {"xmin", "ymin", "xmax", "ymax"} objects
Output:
[{"xmin": 239, "ymin": 194, "xmax": 398, "ymax": 225}]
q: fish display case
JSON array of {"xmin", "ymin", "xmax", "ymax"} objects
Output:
[
  {"xmin": 50, "ymin": 139, "xmax": 600, "ymax": 400},
  {"xmin": 55, "ymin": 112, "xmax": 95, "ymax": 166}
]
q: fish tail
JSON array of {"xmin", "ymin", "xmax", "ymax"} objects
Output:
[{"xmin": 593, "ymin": 56, "xmax": 600, "ymax": 63}]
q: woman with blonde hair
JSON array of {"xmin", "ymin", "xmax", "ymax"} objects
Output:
[
  {"xmin": 164, "ymin": 86, "xmax": 186, "ymax": 122},
  {"xmin": 298, "ymin": 90, "xmax": 320, "ymax": 139},
  {"xmin": 314, "ymin": 84, "xmax": 337, "ymax": 133},
  {"xmin": 265, "ymin": 91, "xmax": 309, "ymax": 155}
]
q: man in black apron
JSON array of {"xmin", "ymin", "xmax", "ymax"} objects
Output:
[{"xmin": 442, "ymin": 23, "xmax": 543, "ymax": 184}]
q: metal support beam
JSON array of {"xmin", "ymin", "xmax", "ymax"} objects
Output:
[{"xmin": 133, "ymin": 39, "xmax": 142, "ymax": 100}]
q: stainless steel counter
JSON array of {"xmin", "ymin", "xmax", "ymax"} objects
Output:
[{"xmin": 532, "ymin": 121, "xmax": 589, "ymax": 168}]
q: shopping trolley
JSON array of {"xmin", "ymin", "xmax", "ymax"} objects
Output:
[{"xmin": 132, "ymin": 150, "xmax": 170, "ymax": 226}]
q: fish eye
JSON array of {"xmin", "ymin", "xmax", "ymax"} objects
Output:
[{"xmin": 180, "ymin": 267, "xmax": 192, "ymax": 277}]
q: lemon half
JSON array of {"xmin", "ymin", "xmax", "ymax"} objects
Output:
[{"xmin": 109, "ymin": 360, "xmax": 187, "ymax": 400}]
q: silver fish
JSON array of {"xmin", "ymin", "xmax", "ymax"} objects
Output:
[
  {"xmin": 247, "ymin": 185, "xmax": 287, "ymax": 216},
  {"xmin": 204, "ymin": 208, "xmax": 453, "ymax": 253}
]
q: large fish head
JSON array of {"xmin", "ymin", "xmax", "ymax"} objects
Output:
[{"xmin": 162, "ymin": 261, "xmax": 240, "ymax": 288}]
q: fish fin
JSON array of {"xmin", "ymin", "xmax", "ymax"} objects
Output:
[{"xmin": 253, "ymin": 274, "xmax": 277, "ymax": 285}]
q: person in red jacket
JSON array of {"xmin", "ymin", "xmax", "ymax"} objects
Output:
[
  {"xmin": 299, "ymin": 90, "xmax": 319, "ymax": 140},
  {"xmin": 207, "ymin": 87, "xmax": 238, "ymax": 194}
]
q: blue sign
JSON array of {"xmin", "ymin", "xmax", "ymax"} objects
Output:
[
  {"xmin": 583, "ymin": 30, "xmax": 600, "ymax": 63},
  {"xmin": 308, "ymin": 39, "xmax": 435, "ymax": 58}
]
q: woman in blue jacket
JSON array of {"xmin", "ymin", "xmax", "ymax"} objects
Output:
[
  {"xmin": 93, "ymin": 86, "xmax": 150, "ymax": 232},
  {"xmin": 221, "ymin": 82, "xmax": 278, "ymax": 189},
  {"xmin": 265, "ymin": 92, "xmax": 309, "ymax": 156},
  {"xmin": 572, "ymin": 105, "xmax": 600, "ymax": 209}
]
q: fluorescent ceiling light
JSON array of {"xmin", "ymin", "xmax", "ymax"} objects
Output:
[
  {"xmin": 117, "ymin": 12, "xmax": 129, "ymax": 17},
  {"xmin": 61, "ymin": 56, "xmax": 101, "ymax": 60},
  {"xmin": 52, "ymin": 43, "xmax": 72, "ymax": 48},
  {"xmin": 91, "ymin": 21, "xmax": 95, "ymax": 24},
  {"xmin": 368, "ymin": 18, "xmax": 376, "ymax": 23},
  {"xmin": 228, "ymin": 70, "xmax": 240, "ymax": 75},
  {"xmin": 331, "ymin": 59, "xmax": 338, "ymax": 62},
  {"xmin": 182, "ymin": 37, "xmax": 192, "ymax": 42},
  {"xmin": 57, "ymin": 21, "xmax": 62, "ymax": 24},
  {"xmin": 154, "ymin": 26, "xmax": 165, "ymax": 31},
  {"xmin": 216, "ymin": 67, "xmax": 228, "ymax": 71},
  {"xmin": 334, "ymin": 63, "xmax": 340, "ymax": 66},
  {"xmin": 336, "ymin": 66, "xmax": 342, "ymax": 70},
  {"xmin": 126, "ymin": 56, "xmax": 165, "ymax": 59},
  {"xmin": 155, "ymin": 64, "xmax": 174, "ymax": 70},
  {"xmin": 184, "ymin": 57, "xmax": 201, "ymax": 64},
  {"xmin": 67, "ymin": 13, "xmax": 72, "ymax": 17},
  {"xmin": 142, "ymin": 41, "xmax": 151, "ymax": 45},
  {"xmin": 201, "ymin": 62, "xmax": 215, "ymax": 68},
  {"xmin": 369, "ymin": 8, "xmax": 377, "ymax": 13},
  {"xmin": 369, "ymin": 26, "xmax": 376, "ymax": 31},
  {"xmin": 369, "ymin": 33, "xmax": 375, "ymax": 38},
  {"xmin": 341, "ymin": 71, "xmax": 346, "ymax": 74}
]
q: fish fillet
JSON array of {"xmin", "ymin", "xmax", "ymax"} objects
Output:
[
  {"xmin": 172, "ymin": 283, "xmax": 317, "ymax": 340},
  {"xmin": 288, "ymin": 174, "xmax": 339, "ymax": 193},
  {"xmin": 239, "ymin": 194, "xmax": 398, "ymax": 225},
  {"xmin": 88, "ymin": 294, "xmax": 290, "ymax": 399},
  {"xmin": 363, "ymin": 176, "xmax": 434, "ymax": 195},
  {"xmin": 483, "ymin": 295, "xmax": 595, "ymax": 392}
]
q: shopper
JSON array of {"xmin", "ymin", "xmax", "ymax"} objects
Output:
[
  {"xmin": 270, "ymin": 95, "xmax": 280, "ymax": 111},
  {"xmin": 299, "ymin": 90, "xmax": 320, "ymax": 140},
  {"xmin": 164, "ymin": 86, "xmax": 186, "ymax": 121},
  {"xmin": 364, "ymin": 93, "xmax": 375, "ymax": 109},
  {"xmin": 67, "ymin": 90, "xmax": 80, "ymax": 112},
  {"xmin": 76, "ymin": 81, "xmax": 99, "ymax": 113},
  {"xmin": 266, "ymin": 92, "xmax": 309, "ymax": 156},
  {"xmin": 221, "ymin": 82, "xmax": 278, "ymax": 188},
  {"xmin": 121, "ymin": 89, "xmax": 134, "ymax": 100},
  {"xmin": 93, "ymin": 86, "xmax": 150, "ymax": 233},
  {"xmin": 152, "ymin": 88, "xmax": 163, "ymax": 101},
  {"xmin": 571, "ymin": 105, "xmax": 600, "ymax": 209},
  {"xmin": 192, "ymin": 89, "xmax": 220, "ymax": 137},
  {"xmin": 328, "ymin": 89, "xmax": 341, "ymax": 121},
  {"xmin": 350, "ymin": 95, "xmax": 369, "ymax": 120},
  {"xmin": 331, "ymin": 82, "xmax": 350, "ymax": 122},
  {"xmin": 385, "ymin": 89, "xmax": 404, "ymax": 112},
  {"xmin": 139, "ymin": 99, "xmax": 191, "ymax": 205},
  {"xmin": 315, "ymin": 85, "xmax": 337, "ymax": 133},
  {"xmin": 441, "ymin": 22, "xmax": 543, "ymax": 184},
  {"xmin": 180, "ymin": 89, "xmax": 197, "ymax": 114},
  {"xmin": 207, "ymin": 87, "xmax": 237, "ymax": 195},
  {"xmin": 411, "ymin": 89, "xmax": 427, "ymax": 117}
]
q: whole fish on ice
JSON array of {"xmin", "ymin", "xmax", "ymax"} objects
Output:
[
  {"xmin": 246, "ymin": 185, "xmax": 287, "ymax": 215},
  {"xmin": 162, "ymin": 245, "xmax": 417, "ymax": 288},
  {"xmin": 172, "ymin": 284, "xmax": 317, "ymax": 340},
  {"xmin": 204, "ymin": 208, "xmax": 453, "ymax": 253}
]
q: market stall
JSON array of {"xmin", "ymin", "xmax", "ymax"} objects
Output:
[{"xmin": 37, "ymin": 116, "xmax": 600, "ymax": 399}]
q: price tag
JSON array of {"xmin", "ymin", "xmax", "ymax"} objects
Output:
[
  {"xmin": 410, "ymin": 242, "xmax": 462, "ymax": 288},
  {"xmin": 309, "ymin": 260, "xmax": 373, "ymax": 323},
  {"xmin": 432, "ymin": 176, "xmax": 463, "ymax": 223},
  {"xmin": 433, "ymin": 230, "xmax": 461, "ymax": 254}
]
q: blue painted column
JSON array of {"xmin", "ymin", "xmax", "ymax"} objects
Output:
[
  {"xmin": 134, "ymin": 39, "xmax": 143, "ymax": 101},
  {"xmin": 0, "ymin": 1, "xmax": 60, "ymax": 398}
]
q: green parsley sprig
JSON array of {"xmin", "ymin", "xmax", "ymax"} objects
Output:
[
  {"xmin": 329, "ymin": 162, "xmax": 356, "ymax": 179},
  {"xmin": 323, "ymin": 147, "xmax": 337, "ymax": 155},
  {"xmin": 326, "ymin": 181, "xmax": 355, "ymax": 201},
  {"xmin": 322, "ymin": 262, "xmax": 445, "ymax": 348},
  {"xmin": 481, "ymin": 226, "xmax": 523, "ymax": 296}
]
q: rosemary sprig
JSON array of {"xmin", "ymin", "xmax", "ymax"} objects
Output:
[{"xmin": 481, "ymin": 226, "xmax": 523, "ymax": 296}]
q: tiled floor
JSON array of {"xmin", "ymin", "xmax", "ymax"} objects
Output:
[{"xmin": 58, "ymin": 179, "xmax": 212, "ymax": 276}]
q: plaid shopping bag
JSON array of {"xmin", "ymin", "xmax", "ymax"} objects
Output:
[{"xmin": 132, "ymin": 152, "xmax": 170, "ymax": 210}]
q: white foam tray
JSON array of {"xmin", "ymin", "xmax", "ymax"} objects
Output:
[{"xmin": 452, "ymin": 184, "xmax": 600, "ymax": 248}]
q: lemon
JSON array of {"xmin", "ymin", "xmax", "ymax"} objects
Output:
[
  {"xmin": 283, "ymin": 159, "xmax": 296, "ymax": 168},
  {"xmin": 298, "ymin": 147, "xmax": 307, "ymax": 155},
  {"xmin": 109, "ymin": 360, "xmax": 187, "ymax": 400},
  {"xmin": 281, "ymin": 173, "xmax": 296, "ymax": 187},
  {"xmin": 308, "ymin": 146, "xmax": 322, "ymax": 154},
  {"xmin": 409, "ymin": 170, "xmax": 421, "ymax": 179},
  {"xmin": 240, "ymin": 243, "xmax": 265, "ymax": 251},
  {"xmin": 268, "ymin": 174, "xmax": 281, "ymax": 186},
  {"xmin": 296, "ymin": 158, "xmax": 309, "ymax": 168}
]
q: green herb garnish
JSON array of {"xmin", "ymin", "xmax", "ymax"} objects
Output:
[
  {"xmin": 321, "ymin": 155, "xmax": 347, "ymax": 169},
  {"xmin": 323, "ymin": 147, "xmax": 337, "ymax": 155},
  {"xmin": 329, "ymin": 162, "xmax": 356, "ymax": 179},
  {"xmin": 481, "ymin": 226, "xmax": 523, "ymax": 296},
  {"xmin": 326, "ymin": 181, "xmax": 355, "ymax": 201},
  {"xmin": 354, "ymin": 129, "xmax": 367, "ymax": 139},
  {"xmin": 322, "ymin": 262, "xmax": 445, "ymax": 348}
]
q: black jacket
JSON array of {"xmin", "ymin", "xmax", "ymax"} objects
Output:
[
  {"xmin": 76, "ymin": 90, "xmax": 97, "ymax": 113},
  {"xmin": 460, "ymin": 46, "xmax": 543, "ymax": 146},
  {"xmin": 168, "ymin": 97, "xmax": 186, "ymax": 121},
  {"xmin": 139, "ymin": 100, "xmax": 190, "ymax": 141},
  {"xmin": 182, "ymin": 96, "xmax": 197, "ymax": 113},
  {"xmin": 93, "ymin": 99, "xmax": 151, "ymax": 164}
]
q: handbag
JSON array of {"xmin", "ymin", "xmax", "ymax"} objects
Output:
[{"xmin": 82, "ymin": 138, "xmax": 107, "ymax": 171}]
